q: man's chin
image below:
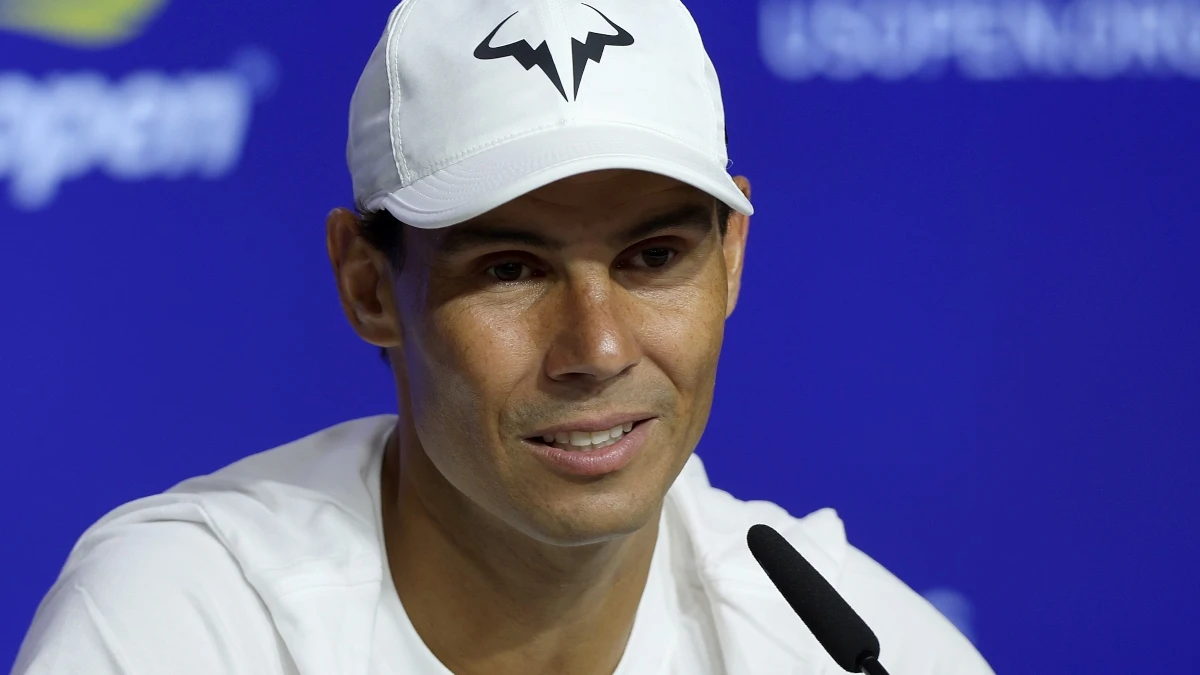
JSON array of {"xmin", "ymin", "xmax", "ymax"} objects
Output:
[{"xmin": 513, "ymin": 497, "xmax": 662, "ymax": 548}]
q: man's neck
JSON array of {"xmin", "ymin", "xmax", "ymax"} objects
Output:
[{"xmin": 380, "ymin": 426, "xmax": 660, "ymax": 675}]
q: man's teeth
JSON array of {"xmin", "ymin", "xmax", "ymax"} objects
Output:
[{"xmin": 542, "ymin": 422, "xmax": 635, "ymax": 451}]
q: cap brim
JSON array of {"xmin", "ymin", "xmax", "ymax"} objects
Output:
[{"xmin": 369, "ymin": 124, "xmax": 753, "ymax": 230}]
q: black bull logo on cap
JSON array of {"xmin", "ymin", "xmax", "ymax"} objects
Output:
[{"xmin": 474, "ymin": 3, "xmax": 635, "ymax": 102}]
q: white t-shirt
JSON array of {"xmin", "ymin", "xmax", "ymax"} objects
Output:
[{"xmin": 13, "ymin": 416, "xmax": 994, "ymax": 675}]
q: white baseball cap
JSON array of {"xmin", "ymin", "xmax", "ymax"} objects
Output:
[{"xmin": 347, "ymin": 0, "xmax": 754, "ymax": 229}]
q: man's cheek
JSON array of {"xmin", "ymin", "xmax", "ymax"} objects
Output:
[{"xmin": 662, "ymin": 318, "xmax": 723, "ymax": 379}]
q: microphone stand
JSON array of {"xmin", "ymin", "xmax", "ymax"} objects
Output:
[{"xmin": 859, "ymin": 655, "xmax": 891, "ymax": 675}]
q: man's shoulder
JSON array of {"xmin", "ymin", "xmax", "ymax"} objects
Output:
[
  {"xmin": 56, "ymin": 518, "xmax": 249, "ymax": 598},
  {"xmin": 14, "ymin": 520, "xmax": 289, "ymax": 675},
  {"xmin": 66, "ymin": 415, "xmax": 396, "ymax": 581},
  {"xmin": 665, "ymin": 454, "xmax": 994, "ymax": 675},
  {"xmin": 47, "ymin": 414, "xmax": 397, "ymax": 607},
  {"xmin": 176, "ymin": 414, "xmax": 395, "ymax": 497},
  {"xmin": 14, "ymin": 416, "xmax": 400, "ymax": 675},
  {"xmin": 666, "ymin": 453, "xmax": 850, "ymax": 582}
]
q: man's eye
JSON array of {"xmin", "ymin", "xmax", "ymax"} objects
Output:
[
  {"xmin": 630, "ymin": 247, "xmax": 676, "ymax": 269},
  {"xmin": 487, "ymin": 262, "xmax": 532, "ymax": 282}
]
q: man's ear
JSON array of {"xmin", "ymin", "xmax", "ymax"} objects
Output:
[
  {"xmin": 722, "ymin": 176, "xmax": 751, "ymax": 318},
  {"xmin": 326, "ymin": 208, "xmax": 402, "ymax": 349}
]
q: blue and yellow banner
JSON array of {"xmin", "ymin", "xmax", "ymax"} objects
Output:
[{"xmin": 0, "ymin": 0, "xmax": 167, "ymax": 46}]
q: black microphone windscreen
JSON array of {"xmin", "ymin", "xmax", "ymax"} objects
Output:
[{"xmin": 747, "ymin": 524, "xmax": 880, "ymax": 673}]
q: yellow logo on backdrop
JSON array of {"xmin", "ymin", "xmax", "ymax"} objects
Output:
[{"xmin": 0, "ymin": 0, "xmax": 167, "ymax": 47}]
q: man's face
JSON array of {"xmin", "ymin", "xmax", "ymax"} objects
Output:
[{"xmin": 360, "ymin": 169, "xmax": 749, "ymax": 546}]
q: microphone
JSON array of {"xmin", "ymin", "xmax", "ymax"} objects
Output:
[{"xmin": 747, "ymin": 524, "xmax": 891, "ymax": 675}]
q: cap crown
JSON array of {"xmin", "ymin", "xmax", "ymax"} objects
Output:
[{"xmin": 349, "ymin": 0, "xmax": 729, "ymax": 208}]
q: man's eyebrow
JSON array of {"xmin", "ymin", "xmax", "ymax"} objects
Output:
[
  {"xmin": 615, "ymin": 203, "xmax": 714, "ymax": 244},
  {"xmin": 433, "ymin": 224, "xmax": 562, "ymax": 259},
  {"xmin": 433, "ymin": 203, "xmax": 716, "ymax": 259}
]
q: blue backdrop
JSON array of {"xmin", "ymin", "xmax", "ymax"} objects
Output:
[{"xmin": 3, "ymin": 0, "xmax": 1198, "ymax": 672}]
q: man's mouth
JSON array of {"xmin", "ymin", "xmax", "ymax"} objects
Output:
[{"xmin": 528, "ymin": 419, "xmax": 650, "ymax": 452}]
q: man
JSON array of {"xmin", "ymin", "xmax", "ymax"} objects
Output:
[{"xmin": 14, "ymin": 0, "xmax": 994, "ymax": 673}]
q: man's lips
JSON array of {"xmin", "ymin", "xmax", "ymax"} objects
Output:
[
  {"xmin": 525, "ymin": 412, "xmax": 657, "ymax": 440},
  {"xmin": 523, "ymin": 418, "xmax": 656, "ymax": 477}
]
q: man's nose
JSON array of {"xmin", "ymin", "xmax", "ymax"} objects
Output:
[{"xmin": 543, "ymin": 275, "xmax": 641, "ymax": 384}]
